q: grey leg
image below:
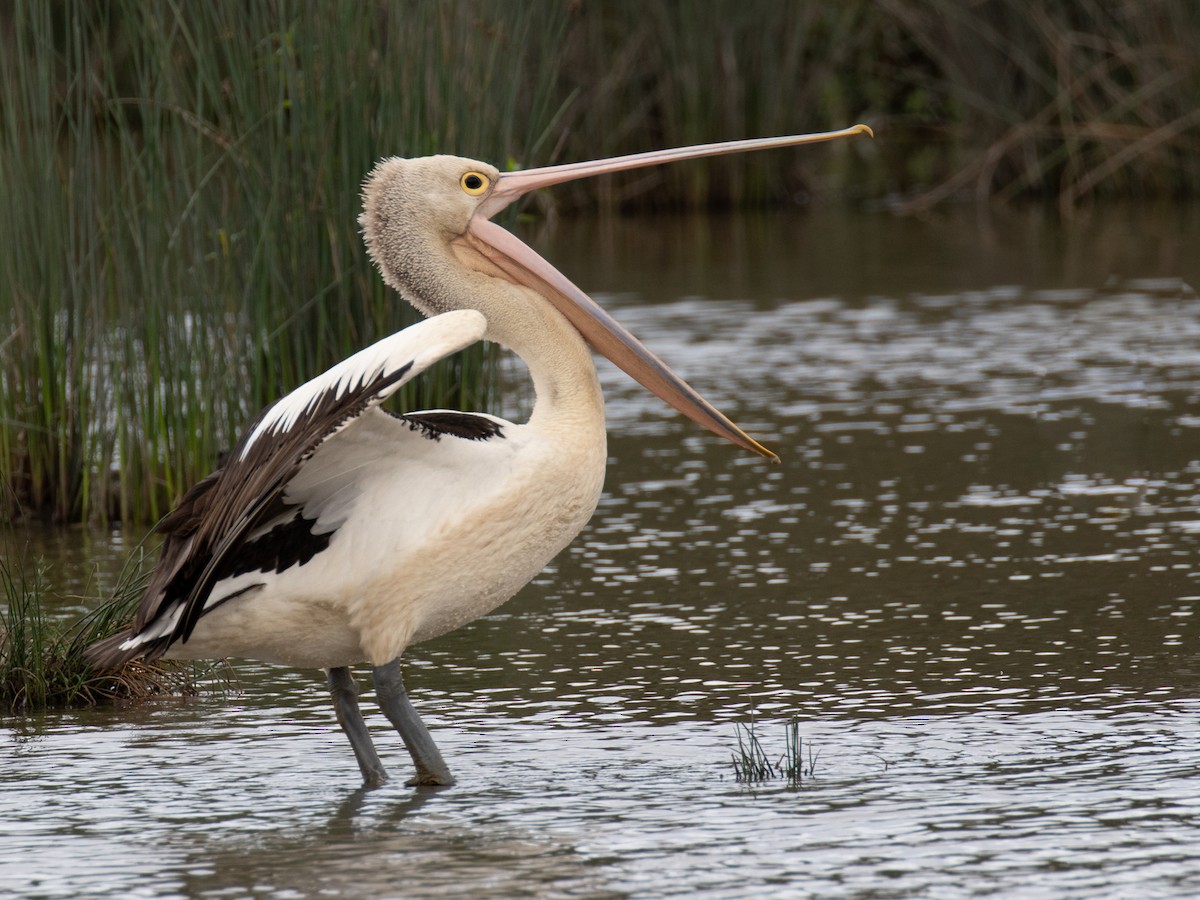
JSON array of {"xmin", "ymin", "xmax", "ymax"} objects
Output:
[
  {"xmin": 372, "ymin": 659, "xmax": 455, "ymax": 787},
  {"xmin": 327, "ymin": 666, "xmax": 389, "ymax": 787}
]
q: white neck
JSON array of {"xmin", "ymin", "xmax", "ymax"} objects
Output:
[
  {"xmin": 387, "ymin": 233, "xmax": 607, "ymax": 445},
  {"xmin": 485, "ymin": 285, "xmax": 607, "ymax": 446}
]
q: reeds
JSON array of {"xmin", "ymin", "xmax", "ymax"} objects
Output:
[
  {"xmin": 731, "ymin": 716, "xmax": 818, "ymax": 786},
  {"xmin": 0, "ymin": 1, "xmax": 560, "ymax": 523},
  {"xmin": 2, "ymin": 1, "xmax": 1197, "ymax": 524},
  {"xmin": 881, "ymin": 0, "xmax": 1200, "ymax": 213},
  {"xmin": 0, "ymin": 545, "xmax": 200, "ymax": 711}
]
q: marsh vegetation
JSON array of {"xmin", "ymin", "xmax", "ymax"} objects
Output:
[{"xmin": 0, "ymin": 546, "xmax": 202, "ymax": 710}]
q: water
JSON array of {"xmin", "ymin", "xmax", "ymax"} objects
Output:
[{"xmin": 3, "ymin": 205, "xmax": 1200, "ymax": 898}]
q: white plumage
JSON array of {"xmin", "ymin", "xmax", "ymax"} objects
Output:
[
  {"xmin": 89, "ymin": 125, "xmax": 871, "ymax": 787},
  {"xmin": 240, "ymin": 310, "xmax": 485, "ymax": 456},
  {"xmin": 115, "ymin": 310, "xmax": 525, "ymax": 666}
]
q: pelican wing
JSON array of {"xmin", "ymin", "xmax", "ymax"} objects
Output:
[{"xmin": 93, "ymin": 310, "xmax": 486, "ymax": 665}]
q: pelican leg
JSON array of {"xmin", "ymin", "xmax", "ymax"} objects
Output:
[
  {"xmin": 327, "ymin": 666, "xmax": 389, "ymax": 787},
  {"xmin": 372, "ymin": 659, "xmax": 455, "ymax": 787}
]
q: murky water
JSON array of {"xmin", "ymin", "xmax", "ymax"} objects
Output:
[{"xmin": 4, "ymin": 205, "xmax": 1200, "ymax": 898}]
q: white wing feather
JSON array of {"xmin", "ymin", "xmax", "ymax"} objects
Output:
[
  {"xmin": 241, "ymin": 309, "xmax": 487, "ymax": 458},
  {"xmin": 108, "ymin": 309, "xmax": 488, "ymax": 657}
]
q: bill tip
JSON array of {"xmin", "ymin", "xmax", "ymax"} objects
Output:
[{"xmin": 749, "ymin": 442, "xmax": 781, "ymax": 464}]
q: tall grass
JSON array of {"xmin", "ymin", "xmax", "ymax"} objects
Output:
[
  {"xmin": 527, "ymin": 0, "xmax": 1198, "ymax": 211},
  {"xmin": 1, "ymin": 1, "xmax": 1197, "ymax": 524},
  {"xmin": 549, "ymin": 2, "xmax": 884, "ymax": 211},
  {"xmin": 880, "ymin": 0, "xmax": 1200, "ymax": 214},
  {"xmin": 0, "ymin": 1, "xmax": 568, "ymax": 523}
]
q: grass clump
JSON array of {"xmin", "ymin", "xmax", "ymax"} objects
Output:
[
  {"xmin": 731, "ymin": 716, "xmax": 819, "ymax": 786},
  {"xmin": 0, "ymin": 547, "xmax": 199, "ymax": 712}
]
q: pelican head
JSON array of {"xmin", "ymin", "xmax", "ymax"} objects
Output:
[{"xmin": 361, "ymin": 125, "xmax": 873, "ymax": 462}]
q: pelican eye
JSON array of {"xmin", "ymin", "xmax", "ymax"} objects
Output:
[{"xmin": 460, "ymin": 172, "xmax": 490, "ymax": 195}]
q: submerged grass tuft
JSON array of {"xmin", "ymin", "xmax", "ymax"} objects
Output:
[
  {"xmin": 731, "ymin": 716, "xmax": 777, "ymax": 783},
  {"xmin": 0, "ymin": 546, "xmax": 204, "ymax": 712},
  {"xmin": 731, "ymin": 716, "xmax": 818, "ymax": 786}
]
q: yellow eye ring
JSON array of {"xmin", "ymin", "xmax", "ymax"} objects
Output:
[{"xmin": 460, "ymin": 172, "xmax": 490, "ymax": 196}]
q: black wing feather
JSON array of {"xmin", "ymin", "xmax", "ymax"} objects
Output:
[
  {"xmin": 86, "ymin": 310, "xmax": 488, "ymax": 668},
  {"xmin": 172, "ymin": 361, "xmax": 412, "ymax": 643}
]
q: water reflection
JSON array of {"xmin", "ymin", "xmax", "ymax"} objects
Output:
[{"xmin": 3, "ymin": 207, "xmax": 1199, "ymax": 897}]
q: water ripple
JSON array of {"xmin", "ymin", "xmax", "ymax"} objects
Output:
[{"xmin": 5, "ymin": 212, "xmax": 1199, "ymax": 897}]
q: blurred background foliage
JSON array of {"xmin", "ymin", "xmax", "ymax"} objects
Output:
[{"xmin": 1, "ymin": 0, "xmax": 1197, "ymax": 524}]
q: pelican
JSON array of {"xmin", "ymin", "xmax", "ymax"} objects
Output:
[{"xmin": 87, "ymin": 124, "xmax": 872, "ymax": 787}]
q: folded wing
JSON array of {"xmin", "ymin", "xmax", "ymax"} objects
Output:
[{"xmin": 87, "ymin": 310, "xmax": 487, "ymax": 667}]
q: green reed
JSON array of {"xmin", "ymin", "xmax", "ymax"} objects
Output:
[
  {"xmin": 731, "ymin": 716, "xmax": 778, "ymax": 783},
  {"xmin": 2, "ymin": 1, "xmax": 1197, "ymax": 524},
  {"xmin": 731, "ymin": 716, "xmax": 816, "ymax": 786},
  {"xmin": 0, "ymin": 546, "xmax": 201, "ymax": 711},
  {"xmin": 0, "ymin": 1, "xmax": 566, "ymax": 524}
]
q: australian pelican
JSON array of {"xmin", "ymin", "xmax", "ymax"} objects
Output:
[{"xmin": 87, "ymin": 125, "xmax": 873, "ymax": 786}]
